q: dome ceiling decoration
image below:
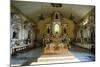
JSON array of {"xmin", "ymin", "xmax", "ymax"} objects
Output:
[{"xmin": 11, "ymin": 1, "xmax": 94, "ymax": 23}]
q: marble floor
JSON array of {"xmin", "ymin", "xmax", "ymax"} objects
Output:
[{"xmin": 11, "ymin": 45, "xmax": 95, "ymax": 66}]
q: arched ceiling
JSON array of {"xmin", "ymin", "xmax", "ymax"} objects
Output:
[{"xmin": 11, "ymin": 1, "xmax": 94, "ymax": 23}]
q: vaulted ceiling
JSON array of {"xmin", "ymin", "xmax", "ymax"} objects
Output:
[{"xmin": 11, "ymin": 1, "xmax": 94, "ymax": 22}]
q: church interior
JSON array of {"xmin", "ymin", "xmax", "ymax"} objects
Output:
[{"xmin": 11, "ymin": 1, "xmax": 95, "ymax": 66}]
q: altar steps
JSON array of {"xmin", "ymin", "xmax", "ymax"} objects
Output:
[{"xmin": 30, "ymin": 51, "xmax": 80, "ymax": 65}]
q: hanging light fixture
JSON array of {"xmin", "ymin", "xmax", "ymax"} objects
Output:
[
  {"xmin": 69, "ymin": 13, "xmax": 77, "ymax": 24},
  {"xmin": 39, "ymin": 3, "xmax": 45, "ymax": 20},
  {"xmin": 69, "ymin": 13, "xmax": 75, "ymax": 20}
]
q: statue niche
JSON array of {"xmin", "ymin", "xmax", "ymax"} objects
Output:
[
  {"xmin": 47, "ymin": 28, "xmax": 50, "ymax": 34},
  {"xmin": 52, "ymin": 11, "xmax": 62, "ymax": 37},
  {"xmin": 64, "ymin": 28, "xmax": 66, "ymax": 33},
  {"xmin": 54, "ymin": 24, "xmax": 60, "ymax": 34}
]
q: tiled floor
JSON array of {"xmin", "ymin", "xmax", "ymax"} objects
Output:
[{"xmin": 11, "ymin": 45, "xmax": 95, "ymax": 66}]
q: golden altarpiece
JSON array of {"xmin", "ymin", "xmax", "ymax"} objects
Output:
[{"xmin": 43, "ymin": 11, "xmax": 71, "ymax": 54}]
